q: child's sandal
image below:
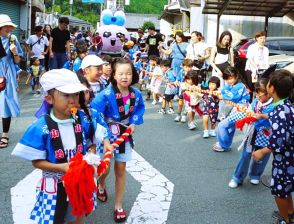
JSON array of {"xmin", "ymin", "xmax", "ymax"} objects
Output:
[
  {"xmin": 114, "ymin": 208, "xmax": 127, "ymax": 223},
  {"xmin": 97, "ymin": 185, "xmax": 108, "ymax": 202},
  {"xmin": 0, "ymin": 137, "xmax": 9, "ymax": 148}
]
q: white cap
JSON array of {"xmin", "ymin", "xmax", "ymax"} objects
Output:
[
  {"xmin": 81, "ymin": 54, "xmax": 108, "ymax": 69},
  {"xmin": 40, "ymin": 69, "xmax": 87, "ymax": 94},
  {"xmin": 0, "ymin": 14, "xmax": 17, "ymax": 28}
]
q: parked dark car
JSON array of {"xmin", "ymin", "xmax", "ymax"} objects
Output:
[{"xmin": 234, "ymin": 37, "xmax": 294, "ymax": 76}]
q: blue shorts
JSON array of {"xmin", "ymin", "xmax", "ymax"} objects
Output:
[
  {"xmin": 66, "ymin": 203, "xmax": 76, "ymax": 222},
  {"xmin": 100, "ymin": 142, "xmax": 132, "ymax": 163}
]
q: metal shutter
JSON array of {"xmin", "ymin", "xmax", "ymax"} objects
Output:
[{"xmin": 0, "ymin": 0, "xmax": 21, "ymax": 39}]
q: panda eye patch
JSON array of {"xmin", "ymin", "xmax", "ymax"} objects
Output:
[{"xmin": 103, "ymin": 31, "xmax": 111, "ymax": 38}]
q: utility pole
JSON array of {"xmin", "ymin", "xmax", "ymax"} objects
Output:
[
  {"xmin": 51, "ymin": 0, "xmax": 55, "ymax": 25},
  {"xmin": 69, "ymin": 0, "xmax": 73, "ymax": 16}
]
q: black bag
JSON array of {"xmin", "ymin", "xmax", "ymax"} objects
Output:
[
  {"xmin": 193, "ymin": 60, "xmax": 204, "ymax": 69},
  {"xmin": 216, "ymin": 61, "xmax": 230, "ymax": 73}
]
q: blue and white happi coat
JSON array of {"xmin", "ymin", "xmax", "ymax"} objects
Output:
[
  {"xmin": 90, "ymin": 85, "xmax": 145, "ymax": 154},
  {"xmin": 11, "ymin": 110, "xmax": 96, "ymax": 224}
]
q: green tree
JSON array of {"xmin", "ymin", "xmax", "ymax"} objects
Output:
[{"xmin": 142, "ymin": 21, "xmax": 155, "ymax": 32}]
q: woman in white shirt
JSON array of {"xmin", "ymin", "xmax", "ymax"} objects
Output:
[
  {"xmin": 210, "ymin": 31, "xmax": 234, "ymax": 89},
  {"xmin": 245, "ymin": 31, "xmax": 269, "ymax": 102},
  {"xmin": 186, "ymin": 31, "xmax": 210, "ymax": 70}
]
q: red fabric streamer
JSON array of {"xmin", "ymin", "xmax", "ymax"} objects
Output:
[
  {"xmin": 62, "ymin": 128, "xmax": 132, "ymax": 217},
  {"xmin": 62, "ymin": 153, "xmax": 97, "ymax": 217},
  {"xmin": 236, "ymin": 117, "xmax": 257, "ymax": 131}
]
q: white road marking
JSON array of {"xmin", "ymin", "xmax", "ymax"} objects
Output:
[
  {"xmin": 126, "ymin": 150, "xmax": 174, "ymax": 224},
  {"xmin": 10, "ymin": 151, "xmax": 174, "ymax": 224},
  {"xmin": 11, "ymin": 169, "xmax": 41, "ymax": 224}
]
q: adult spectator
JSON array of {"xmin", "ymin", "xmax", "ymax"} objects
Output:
[
  {"xmin": 0, "ymin": 14, "xmax": 23, "ymax": 148},
  {"xmin": 49, "ymin": 17, "xmax": 71, "ymax": 69},
  {"xmin": 186, "ymin": 31, "xmax": 210, "ymax": 70},
  {"xmin": 25, "ymin": 25, "xmax": 49, "ymax": 66},
  {"xmin": 137, "ymin": 29, "xmax": 146, "ymax": 52},
  {"xmin": 43, "ymin": 24, "xmax": 52, "ymax": 71},
  {"xmin": 145, "ymin": 26, "xmax": 162, "ymax": 57},
  {"xmin": 91, "ymin": 31, "xmax": 103, "ymax": 55},
  {"xmin": 159, "ymin": 31, "xmax": 188, "ymax": 78},
  {"xmin": 70, "ymin": 27, "xmax": 77, "ymax": 44},
  {"xmin": 210, "ymin": 30, "xmax": 234, "ymax": 89},
  {"xmin": 245, "ymin": 31, "xmax": 269, "ymax": 102}
]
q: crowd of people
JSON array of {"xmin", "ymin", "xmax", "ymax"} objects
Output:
[{"xmin": 0, "ymin": 14, "xmax": 293, "ymax": 224}]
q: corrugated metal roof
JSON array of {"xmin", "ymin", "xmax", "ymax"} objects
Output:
[
  {"xmin": 125, "ymin": 13, "xmax": 160, "ymax": 30},
  {"xmin": 202, "ymin": 0, "xmax": 294, "ymax": 17}
]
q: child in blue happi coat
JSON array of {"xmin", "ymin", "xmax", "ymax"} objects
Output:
[
  {"xmin": 158, "ymin": 59, "xmax": 177, "ymax": 114},
  {"xmin": 12, "ymin": 69, "xmax": 98, "ymax": 224},
  {"xmin": 90, "ymin": 58, "xmax": 145, "ymax": 222},
  {"xmin": 252, "ymin": 70, "xmax": 294, "ymax": 224},
  {"xmin": 228, "ymin": 78, "xmax": 274, "ymax": 188},
  {"xmin": 213, "ymin": 66, "xmax": 250, "ymax": 152}
]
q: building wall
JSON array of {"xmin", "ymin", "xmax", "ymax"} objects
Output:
[{"xmin": 202, "ymin": 14, "xmax": 294, "ymax": 47}]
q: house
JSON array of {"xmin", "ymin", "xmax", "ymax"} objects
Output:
[
  {"xmin": 160, "ymin": 0, "xmax": 294, "ymax": 46},
  {"xmin": 125, "ymin": 13, "xmax": 160, "ymax": 32}
]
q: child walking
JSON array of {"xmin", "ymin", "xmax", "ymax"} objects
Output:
[
  {"xmin": 202, "ymin": 76, "xmax": 220, "ymax": 138},
  {"xmin": 158, "ymin": 60, "xmax": 177, "ymax": 114},
  {"xmin": 80, "ymin": 54, "xmax": 108, "ymax": 97},
  {"xmin": 253, "ymin": 70, "xmax": 294, "ymax": 224},
  {"xmin": 228, "ymin": 78, "xmax": 274, "ymax": 188},
  {"xmin": 149, "ymin": 59, "xmax": 163, "ymax": 105},
  {"xmin": 26, "ymin": 57, "xmax": 45, "ymax": 94},
  {"xmin": 182, "ymin": 71, "xmax": 202, "ymax": 130},
  {"xmin": 174, "ymin": 59, "xmax": 193, "ymax": 122},
  {"xmin": 90, "ymin": 58, "xmax": 145, "ymax": 223},
  {"xmin": 12, "ymin": 69, "xmax": 96, "ymax": 224},
  {"xmin": 213, "ymin": 66, "xmax": 250, "ymax": 152}
]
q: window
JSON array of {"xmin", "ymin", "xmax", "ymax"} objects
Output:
[
  {"xmin": 278, "ymin": 39, "xmax": 294, "ymax": 52},
  {"xmin": 265, "ymin": 41, "xmax": 280, "ymax": 51}
]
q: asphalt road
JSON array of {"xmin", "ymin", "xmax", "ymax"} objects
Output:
[{"xmin": 0, "ymin": 80, "xmax": 276, "ymax": 224}]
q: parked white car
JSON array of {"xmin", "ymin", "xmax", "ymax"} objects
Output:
[{"xmin": 269, "ymin": 54, "xmax": 294, "ymax": 74}]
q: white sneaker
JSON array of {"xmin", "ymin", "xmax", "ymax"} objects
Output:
[
  {"xmin": 174, "ymin": 115, "xmax": 181, "ymax": 122},
  {"xmin": 158, "ymin": 108, "xmax": 166, "ymax": 114},
  {"xmin": 209, "ymin": 129, "xmax": 216, "ymax": 137},
  {"xmin": 203, "ymin": 130, "xmax": 209, "ymax": 138},
  {"xmin": 228, "ymin": 179, "xmax": 239, "ymax": 188},
  {"xmin": 158, "ymin": 97, "xmax": 163, "ymax": 103},
  {"xmin": 167, "ymin": 108, "xmax": 175, "ymax": 114},
  {"xmin": 188, "ymin": 122, "xmax": 196, "ymax": 130},
  {"xmin": 180, "ymin": 115, "xmax": 186, "ymax": 123},
  {"xmin": 151, "ymin": 100, "xmax": 157, "ymax": 105},
  {"xmin": 250, "ymin": 179, "xmax": 260, "ymax": 185}
]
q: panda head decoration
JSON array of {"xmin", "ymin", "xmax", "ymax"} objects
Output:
[{"xmin": 98, "ymin": 9, "xmax": 130, "ymax": 55}]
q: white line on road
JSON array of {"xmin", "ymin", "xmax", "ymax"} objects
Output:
[
  {"xmin": 11, "ymin": 169, "xmax": 41, "ymax": 224},
  {"xmin": 10, "ymin": 151, "xmax": 174, "ymax": 224},
  {"xmin": 126, "ymin": 150, "xmax": 174, "ymax": 224}
]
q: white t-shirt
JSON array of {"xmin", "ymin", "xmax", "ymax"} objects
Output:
[
  {"xmin": 26, "ymin": 34, "xmax": 49, "ymax": 59},
  {"xmin": 245, "ymin": 42, "xmax": 269, "ymax": 71},
  {"xmin": 186, "ymin": 42, "xmax": 208, "ymax": 60}
]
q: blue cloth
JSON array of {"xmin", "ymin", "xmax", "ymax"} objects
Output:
[
  {"xmin": 63, "ymin": 60, "xmax": 73, "ymax": 70},
  {"xmin": 221, "ymin": 81, "xmax": 250, "ymax": 105},
  {"xmin": 50, "ymin": 52, "xmax": 67, "ymax": 69},
  {"xmin": 231, "ymin": 98, "xmax": 274, "ymax": 184},
  {"xmin": 0, "ymin": 35, "xmax": 23, "ymax": 118},
  {"xmin": 164, "ymin": 69, "xmax": 177, "ymax": 95},
  {"xmin": 171, "ymin": 42, "xmax": 188, "ymax": 60},
  {"xmin": 268, "ymin": 99, "xmax": 294, "ymax": 198},
  {"xmin": 73, "ymin": 57, "xmax": 82, "ymax": 73},
  {"xmin": 232, "ymin": 141, "xmax": 271, "ymax": 184},
  {"xmin": 216, "ymin": 118, "xmax": 236, "ymax": 150},
  {"xmin": 12, "ymin": 110, "xmax": 92, "ymax": 163},
  {"xmin": 90, "ymin": 86, "xmax": 145, "ymax": 125}
]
